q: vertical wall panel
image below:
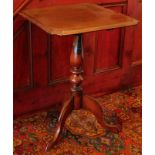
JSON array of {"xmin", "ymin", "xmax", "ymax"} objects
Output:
[
  {"xmin": 49, "ymin": 35, "xmax": 74, "ymax": 84},
  {"xmin": 93, "ymin": 6, "xmax": 123, "ymax": 73},
  {"xmin": 132, "ymin": 1, "xmax": 142, "ymax": 63},
  {"xmin": 31, "ymin": 24, "xmax": 49, "ymax": 87},
  {"xmin": 14, "ymin": 22, "xmax": 32, "ymax": 90},
  {"xmin": 94, "ymin": 28, "xmax": 121, "ymax": 73}
]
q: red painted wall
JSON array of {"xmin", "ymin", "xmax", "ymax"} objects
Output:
[{"xmin": 14, "ymin": 0, "xmax": 142, "ymax": 116}]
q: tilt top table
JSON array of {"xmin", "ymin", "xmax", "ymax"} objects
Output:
[{"xmin": 19, "ymin": 3, "xmax": 138, "ymax": 152}]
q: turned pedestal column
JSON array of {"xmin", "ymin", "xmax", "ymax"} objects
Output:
[{"xmin": 46, "ymin": 34, "xmax": 122, "ymax": 151}]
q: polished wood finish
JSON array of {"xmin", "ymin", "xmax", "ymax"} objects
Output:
[
  {"xmin": 83, "ymin": 95, "xmax": 122, "ymax": 133},
  {"xmin": 70, "ymin": 34, "xmax": 83, "ymax": 109},
  {"xmin": 14, "ymin": 0, "xmax": 141, "ymax": 119},
  {"xmin": 14, "ymin": 0, "xmax": 139, "ymax": 151},
  {"xmin": 20, "ymin": 3, "xmax": 138, "ymax": 35},
  {"xmin": 46, "ymin": 96, "xmax": 74, "ymax": 151},
  {"xmin": 46, "ymin": 35, "xmax": 84, "ymax": 151},
  {"xmin": 46, "ymin": 34, "xmax": 123, "ymax": 151}
]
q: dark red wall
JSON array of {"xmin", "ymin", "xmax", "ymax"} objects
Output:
[{"xmin": 14, "ymin": 0, "xmax": 142, "ymax": 116}]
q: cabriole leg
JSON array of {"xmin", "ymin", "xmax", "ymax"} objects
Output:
[{"xmin": 45, "ymin": 96, "xmax": 74, "ymax": 152}]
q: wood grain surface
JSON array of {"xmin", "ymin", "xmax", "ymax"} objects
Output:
[{"xmin": 20, "ymin": 3, "xmax": 138, "ymax": 35}]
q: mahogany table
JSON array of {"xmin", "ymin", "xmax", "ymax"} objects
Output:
[{"xmin": 20, "ymin": 3, "xmax": 138, "ymax": 152}]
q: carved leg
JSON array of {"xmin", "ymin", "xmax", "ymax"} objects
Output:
[
  {"xmin": 82, "ymin": 95, "xmax": 104, "ymax": 126},
  {"xmin": 45, "ymin": 96, "xmax": 74, "ymax": 152},
  {"xmin": 82, "ymin": 95, "xmax": 122, "ymax": 133}
]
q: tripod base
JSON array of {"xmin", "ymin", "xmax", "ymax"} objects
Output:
[{"xmin": 45, "ymin": 95, "xmax": 122, "ymax": 152}]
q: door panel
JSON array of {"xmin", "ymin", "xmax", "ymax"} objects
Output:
[
  {"xmin": 50, "ymin": 35, "xmax": 74, "ymax": 84},
  {"xmin": 13, "ymin": 22, "xmax": 32, "ymax": 90},
  {"xmin": 132, "ymin": 1, "xmax": 142, "ymax": 63},
  {"xmin": 131, "ymin": 0, "xmax": 142, "ymax": 85}
]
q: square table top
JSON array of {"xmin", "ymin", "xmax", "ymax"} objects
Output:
[{"xmin": 20, "ymin": 3, "xmax": 138, "ymax": 36}]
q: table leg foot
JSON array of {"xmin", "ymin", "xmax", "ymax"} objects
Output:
[
  {"xmin": 45, "ymin": 96, "xmax": 74, "ymax": 152},
  {"xmin": 82, "ymin": 95, "xmax": 122, "ymax": 133}
]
